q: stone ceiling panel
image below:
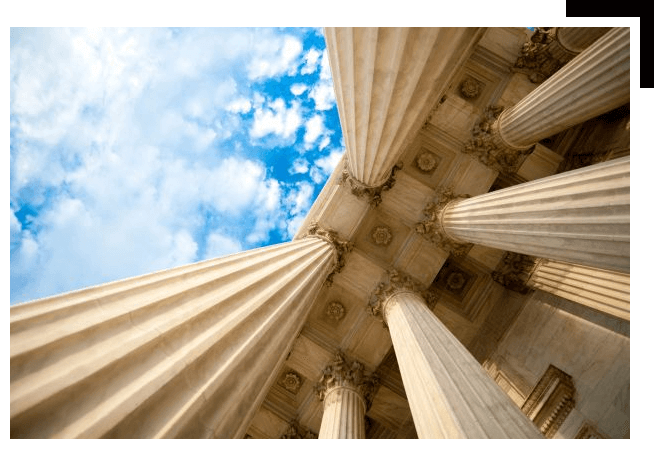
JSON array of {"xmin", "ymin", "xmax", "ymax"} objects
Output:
[
  {"xmin": 367, "ymin": 385, "xmax": 412, "ymax": 431},
  {"xmin": 335, "ymin": 249, "xmax": 385, "ymax": 304},
  {"xmin": 394, "ymin": 233, "xmax": 449, "ymax": 286}
]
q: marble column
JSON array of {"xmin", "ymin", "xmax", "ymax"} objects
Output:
[
  {"xmin": 515, "ymin": 27, "xmax": 611, "ymax": 83},
  {"xmin": 439, "ymin": 156, "xmax": 629, "ymax": 273},
  {"xmin": 324, "ymin": 27, "xmax": 484, "ymax": 204},
  {"xmin": 493, "ymin": 27, "xmax": 629, "ymax": 152},
  {"xmin": 527, "ymin": 260, "xmax": 630, "ymax": 321},
  {"xmin": 367, "ymin": 270, "xmax": 543, "ymax": 439},
  {"xmin": 10, "ymin": 224, "xmax": 351, "ymax": 438},
  {"xmin": 315, "ymin": 352, "xmax": 376, "ymax": 439}
]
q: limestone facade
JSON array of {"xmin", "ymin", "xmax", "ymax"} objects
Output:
[{"xmin": 10, "ymin": 27, "xmax": 630, "ymax": 439}]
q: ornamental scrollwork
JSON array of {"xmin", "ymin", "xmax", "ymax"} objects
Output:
[
  {"xmin": 491, "ymin": 251, "xmax": 538, "ymax": 294},
  {"xmin": 415, "ymin": 187, "xmax": 473, "ymax": 257},
  {"xmin": 367, "ymin": 269, "xmax": 437, "ymax": 326},
  {"xmin": 302, "ymin": 222, "xmax": 353, "ymax": 286},
  {"xmin": 339, "ymin": 158, "xmax": 403, "ymax": 207},
  {"xmin": 514, "ymin": 27, "xmax": 574, "ymax": 84},
  {"xmin": 314, "ymin": 351, "xmax": 379, "ymax": 411},
  {"xmin": 463, "ymin": 106, "xmax": 534, "ymax": 174}
]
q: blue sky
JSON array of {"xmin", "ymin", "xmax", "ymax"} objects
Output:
[{"xmin": 10, "ymin": 28, "xmax": 344, "ymax": 304}]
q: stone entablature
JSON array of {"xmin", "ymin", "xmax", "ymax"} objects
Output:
[{"xmin": 415, "ymin": 187, "xmax": 473, "ymax": 257}]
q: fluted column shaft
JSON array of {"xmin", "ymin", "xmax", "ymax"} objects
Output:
[
  {"xmin": 442, "ymin": 156, "xmax": 629, "ymax": 273},
  {"xmin": 527, "ymin": 260, "xmax": 630, "ymax": 321},
  {"xmin": 11, "ymin": 237, "xmax": 340, "ymax": 438},
  {"xmin": 318, "ymin": 387, "xmax": 366, "ymax": 439},
  {"xmin": 325, "ymin": 27, "xmax": 483, "ymax": 187},
  {"xmin": 494, "ymin": 27, "xmax": 629, "ymax": 150},
  {"xmin": 556, "ymin": 27, "xmax": 612, "ymax": 54},
  {"xmin": 380, "ymin": 286, "xmax": 542, "ymax": 438}
]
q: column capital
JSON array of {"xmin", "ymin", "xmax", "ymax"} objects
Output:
[
  {"xmin": 415, "ymin": 187, "xmax": 474, "ymax": 257},
  {"xmin": 367, "ymin": 270, "xmax": 436, "ymax": 325},
  {"xmin": 302, "ymin": 222, "xmax": 353, "ymax": 286},
  {"xmin": 280, "ymin": 420, "xmax": 317, "ymax": 439},
  {"xmin": 314, "ymin": 351, "xmax": 379, "ymax": 411},
  {"xmin": 339, "ymin": 157, "xmax": 403, "ymax": 207},
  {"xmin": 491, "ymin": 251, "xmax": 539, "ymax": 294},
  {"xmin": 514, "ymin": 27, "xmax": 573, "ymax": 83},
  {"xmin": 463, "ymin": 106, "xmax": 534, "ymax": 174}
]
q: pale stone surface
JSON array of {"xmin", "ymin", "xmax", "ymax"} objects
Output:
[
  {"xmin": 515, "ymin": 143, "xmax": 564, "ymax": 181},
  {"xmin": 485, "ymin": 291, "xmax": 629, "ymax": 438},
  {"xmin": 442, "ymin": 157, "xmax": 630, "ymax": 273},
  {"xmin": 324, "ymin": 27, "xmax": 484, "ymax": 187},
  {"xmin": 528, "ymin": 260, "xmax": 629, "ymax": 321},
  {"xmin": 10, "ymin": 238, "xmax": 337, "ymax": 438},
  {"xmin": 493, "ymin": 27, "xmax": 629, "ymax": 150},
  {"xmin": 379, "ymin": 287, "xmax": 543, "ymax": 438}
]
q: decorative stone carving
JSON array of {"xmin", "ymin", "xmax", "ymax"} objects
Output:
[
  {"xmin": 522, "ymin": 365, "xmax": 575, "ymax": 438},
  {"xmin": 413, "ymin": 150, "xmax": 440, "ymax": 174},
  {"xmin": 325, "ymin": 301, "xmax": 346, "ymax": 322},
  {"xmin": 302, "ymin": 222, "xmax": 353, "ymax": 286},
  {"xmin": 339, "ymin": 158, "xmax": 403, "ymax": 207},
  {"xmin": 370, "ymin": 225, "xmax": 393, "ymax": 246},
  {"xmin": 463, "ymin": 106, "xmax": 534, "ymax": 174},
  {"xmin": 558, "ymin": 150, "xmax": 613, "ymax": 173},
  {"xmin": 280, "ymin": 421, "xmax": 317, "ymax": 439},
  {"xmin": 314, "ymin": 351, "xmax": 379, "ymax": 411},
  {"xmin": 415, "ymin": 187, "xmax": 473, "ymax": 257},
  {"xmin": 460, "ymin": 76, "xmax": 482, "ymax": 99},
  {"xmin": 278, "ymin": 370, "xmax": 304, "ymax": 394},
  {"xmin": 513, "ymin": 27, "xmax": 567, "ymax": 84},
  {"xmin": 368, "ymin": 269, "xmax": 437, "ymax": 325},
  {"xmin": 491, "ymin": 251, "xmax": 538, "ymax": 294},
  {"xmin": 575, "ymin": 422, "xmax": 605, "ymax": 439}
]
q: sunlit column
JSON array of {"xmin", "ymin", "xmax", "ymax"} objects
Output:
[
  {"xmin": 315, "ymin": 352, "xmax": 376, "ymax": 439},
  {"xmin": 492, "ymin": 27, "xmax": 629, "ymax": 151},
  {"xmin": 527, "ymin": 260, "xmax": 630, "ymax": 321},
  {"xmin": 324, "ymin": 27, "xmax": 484, "ymax": 204},
  {"xmin": 515, "ymin": 27, "xmax": 611, "ymax": 83},
  {"xmin": 10, "ymin": 224, "xmax": 351, "ymax": 438},
  {"xmin": 440, "ymin": 157, "xmax": 629, "ymax": 273},
  {"xmin": 368, "ymin": 270, "xmax": 543, "ymax": 439}
]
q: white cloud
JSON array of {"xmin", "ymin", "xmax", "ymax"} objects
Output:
[
  {"xmin": 310, "ymin": 148, "xmax": 345, "ymax": 184},
  {"xmin": 284, "ymin": 181, "xmax": 315, "ymax": 237},
  {"xmin": 227, "ymin": 98, "xmax": 252, "ymax": 114},
  {"xmin": 205, "ymin": 232, "xmax": 243, "ymax": 259},
  {"xmin": 289, "ymin": 158, "xmax": 309, "ymax": 175},
  {"xmin": 309, "ymin": 82, "xmax": 336, "ymax": 111},
  {"xmin": 247, "ymin": 35, "xmax": 303, "ymax": 80},
  {"xmin": 250, "ymin": 98, "xmax": 302, "ymax": 141},
  {"xmin": 304, "ymin": 114, "xmax": 325, "ymax": 146},
  {"xmin": 319, "ymin": 136, "xmax": 331, "ymax": 150},
  {"xmin": 290, "ymin": 83, "xmax": 308, "ymax": 96},
  {"xmin": 300, "ymin": 48, "xmax": 321, "ymax": 75}
]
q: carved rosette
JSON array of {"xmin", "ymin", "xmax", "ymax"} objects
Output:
[
  {"xmin": 463, "ymin": 106, "xmax": 534, "ymax": 174},
  {"xmin": 302, "ymin": 222, "xmax": 353, "ymax": 286},
  {"xmin": 460, "ymin": 77, "xmax": 482, "ymax": 99},
  {"xmin": 339, "ymin": 158, "xmax": 403, "ymax": 207},
  {"xmin": 491, "ymin": 251, "xmax": 539, "ymax": 294},
  {"xmin": 367, "ymin": 269, "xmax": 437, "ymax": 326},
  {"xmin": 514, "ymin": 28, "xmax": 576, "ymax": 84},
  {"xmin": 314, "ymin": 351, "xmax": 379, "ymax": 411},
  {"xmin": 371, "ymin": 225, "xmax": 393, "ymax": 246},
  {"xmin": 325, "ymin": 301, "xmax": 346, "ymax": 321},
  {"xmin": 415, "ymin": 187, "xmax": 473, "ymax": 257}
]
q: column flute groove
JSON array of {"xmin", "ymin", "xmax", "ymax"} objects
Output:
[
  {"xmin": 440, "ymin": 157, "xmax": 629, "ymax": 273},
  {"xmin": 11, "ymin": 224, "xmax": 352, "ymax": 438},
  {"xmin": 367, "ymin": 270, "xmax": 543, "ymax": 439}
]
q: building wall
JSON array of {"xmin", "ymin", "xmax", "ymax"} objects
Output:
[{"xmin": 484, "ymin": 290, "xmax": 629, "ymax": 438}]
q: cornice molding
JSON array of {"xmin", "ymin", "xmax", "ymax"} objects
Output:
[
  {"xmin": 415, "ymin": 187, "xmax": 473, "ymax": 257},
  {"xmin": 339, "ymin": 157, "xmax": 403, "ymax": 207},
  {"xmin": 302, "ymin": 222, "xmax": 353, "ymax": 286},
  {"xmin": 314, "ymin": 351, "xmax": 379, "ymax": 411},
  {"xmin": 463, "ymin": 106, "xmax": 534, "ymax": 174}
]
